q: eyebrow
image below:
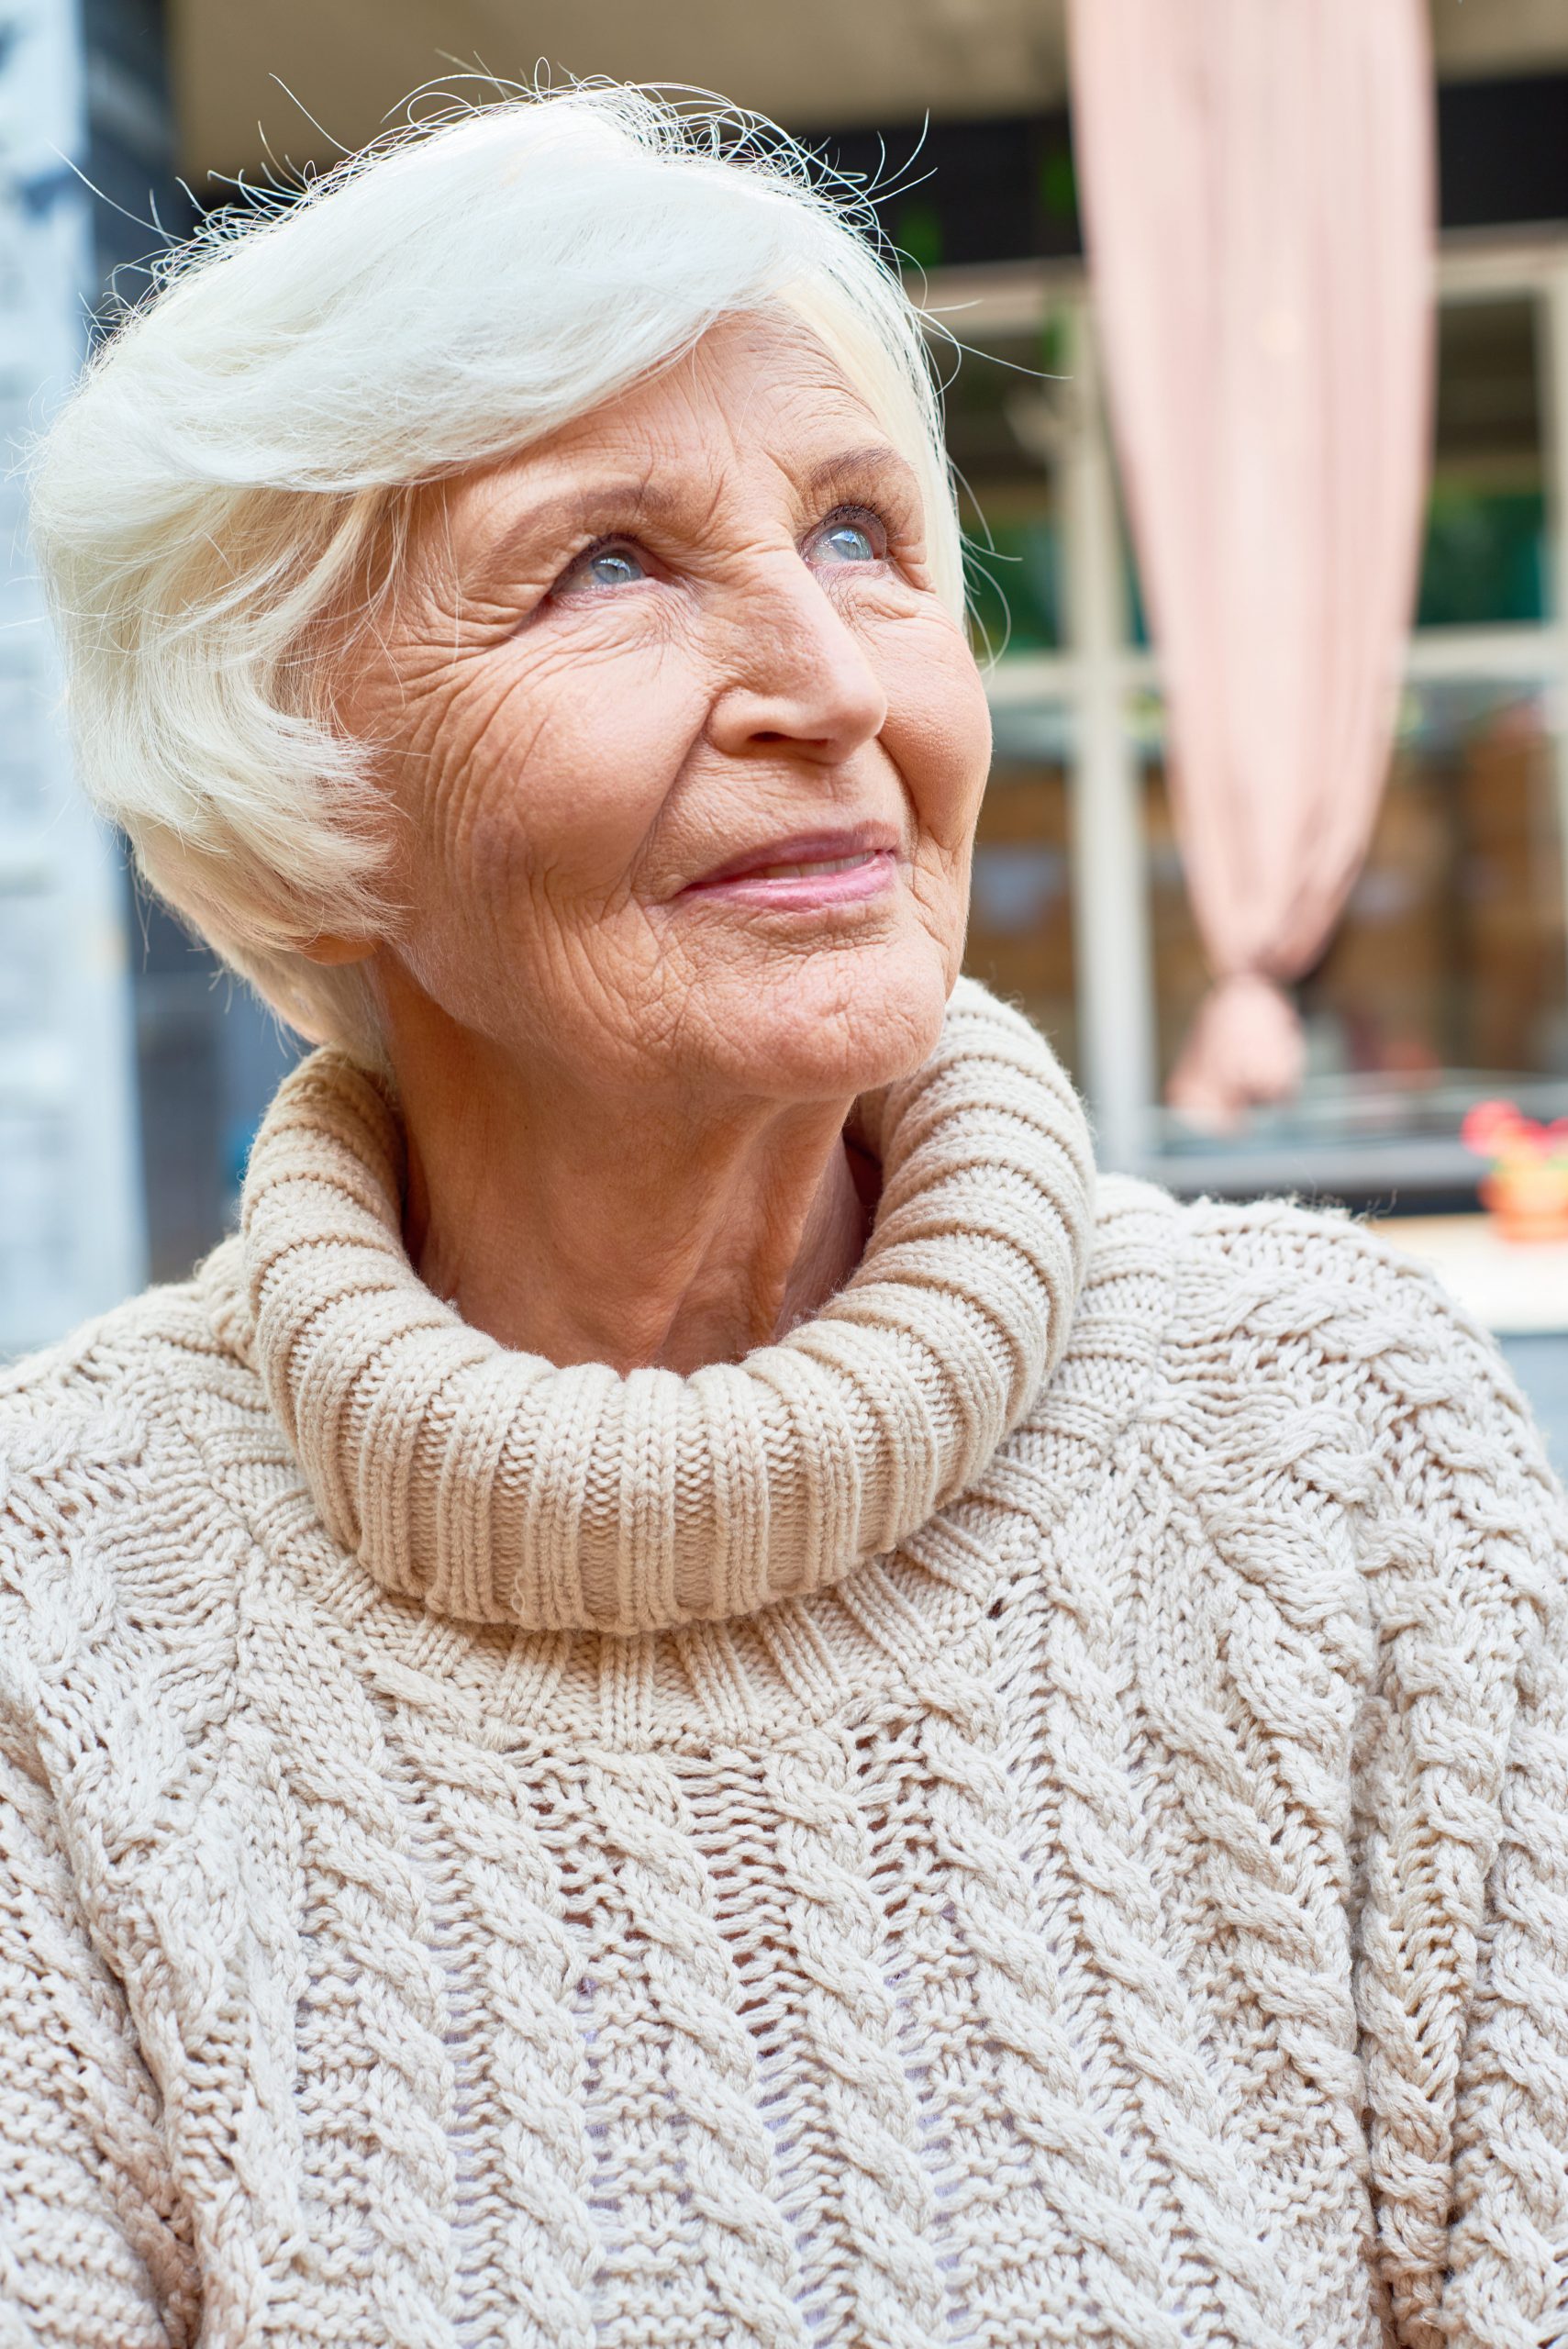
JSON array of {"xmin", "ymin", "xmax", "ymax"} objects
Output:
[
  {"xmin": 459, "ymin": 440, "xmax": 919, "ymax": 599},
  {"xmin": 460, "ymin": 474, "xmax": 678, "ymax": 597},
  {"xmin": 801, "ymin": 441, "xmax": 918, "ymax": 501}
]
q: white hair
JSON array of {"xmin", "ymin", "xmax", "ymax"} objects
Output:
[{"xmin": 27, "ymin": 84, "xmax": 963, "ymax": 1058}]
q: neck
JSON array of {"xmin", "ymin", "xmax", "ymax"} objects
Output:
[
  {"xmin": 388, "ymin": 1022, "xmax": 873, "ymax": 1376},
  {"xmin": 232, "ymin": 975, "xmax": 1096, "ymax": 1634}
]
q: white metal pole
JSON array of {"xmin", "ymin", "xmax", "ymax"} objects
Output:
[
  {"xmin": 0, "ymin": 0, "xmax": 144, "ymax": 1356},
  {"xmin": 1058, "ymin": 296, "xmax": 1157, "ymax": 1172}
]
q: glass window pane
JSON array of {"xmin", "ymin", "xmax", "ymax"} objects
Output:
[
  {"xmin": 1140, "ymin": 680, "xmax": 1568, "ymax": 1147},
  {"xmin": 943, "ymin": 328, "xmax": 1062, "ymax": 655},
  {"xmin": 1418, "ymin": 296, "xmax": 1549, "ymax": 628},
  {"xmin": 963, "ymin": 704, "xmax": 1077, "ymax": 1073}
]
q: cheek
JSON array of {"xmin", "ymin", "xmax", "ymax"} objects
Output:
[
  {"xmin": 876, "ymin": 615, "xmax": 993, "ymax": 854},
  {"xmin": 427, "ymin": 636, "xmax": 709, "ymax": 909}
]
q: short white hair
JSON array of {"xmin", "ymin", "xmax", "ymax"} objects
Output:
[{"xmin": 28, "ymin": 85, "xmax": 964, "ymax": 1058}]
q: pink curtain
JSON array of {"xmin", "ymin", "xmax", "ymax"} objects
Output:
[{"xmin": 1066, "ymin": 0, "xmax": 1435, "ymax": 1130}]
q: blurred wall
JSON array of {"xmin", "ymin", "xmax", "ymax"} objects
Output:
[{"xmin": 169, "ymin": 0, "xmax": 1565, "ymax": 184}]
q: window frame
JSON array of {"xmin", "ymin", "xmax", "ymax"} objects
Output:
[{"xmin": 923, "ymin": 234, "xmax": 1568, "ymax": 1193}]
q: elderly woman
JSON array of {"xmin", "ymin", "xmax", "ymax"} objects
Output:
[{"xmin": 3, "ymin": 86, "xmax": 1565, "ymax": 2349}]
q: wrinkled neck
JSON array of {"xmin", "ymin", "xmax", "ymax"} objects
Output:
[{"xmin": 396, "ymin": 1063, "xmax": 873, "ymax": 1375}]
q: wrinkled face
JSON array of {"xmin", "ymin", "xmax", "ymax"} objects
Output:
[{"xmin": 347, "ymin": 310, "xmax": 992, "ymax": 1108}]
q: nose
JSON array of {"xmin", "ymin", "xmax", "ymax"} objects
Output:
[{"xmin": 706, "ymin": 557, "xmax": 889, "ymax": 765}]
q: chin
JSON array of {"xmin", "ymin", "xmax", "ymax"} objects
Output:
[{"xmin": 701, "ymin": 942, "xmax": 952, "ymax": 1104}]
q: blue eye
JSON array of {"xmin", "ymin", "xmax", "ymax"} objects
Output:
[
  {"xmin": 556, "ymin": 541, "xmax": 649, "ymax": 596},
  {"xmin": 816, "ymin": 520, "xmax": 879, "ymax": 565},
  {"xmin": 582, "ymin": 546, "xmax": 646, "ymax": 588}
]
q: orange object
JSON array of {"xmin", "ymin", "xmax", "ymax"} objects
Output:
[
  {"xmin": 1479, "ymin": 1167, "xmax": 1568, "ymax": 1245},
  {"xmin": 1462, "ymin": 1098, "xmax": 1568, "ymax": 1240}
]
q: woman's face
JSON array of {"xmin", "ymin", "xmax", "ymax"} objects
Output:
[{"xmin": 348, "ymin": 310, "xmax": 992, "ymax": 1108}]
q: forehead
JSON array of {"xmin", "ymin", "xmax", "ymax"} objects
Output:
[
  {"xmin": 596, "ymin": 311, "xmax": 878, "ymax": 450},
  {"xmin": 435, "ymin": 311, "xmax": 890, "ymax": 540}
]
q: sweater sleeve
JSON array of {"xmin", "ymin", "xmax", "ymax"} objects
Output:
[
  {"xmin": 1349, "ymin": 1259, "xmax": 1568, "ymax": 2349},
  {"xmin": 0, "ymin": 1718, "xmax": 198, "ymax": 2349},
  {"xmin": 0, "ymin": 1375, "xmax": 199, "ymax": 2349}
]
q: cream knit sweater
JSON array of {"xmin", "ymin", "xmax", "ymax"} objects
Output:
[{"xmin": 2, "ymin": 981, "xmax": 1566, "ymax": 2349}]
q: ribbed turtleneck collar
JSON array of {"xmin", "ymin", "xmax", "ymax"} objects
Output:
[{"xmin": 235, "ymin": 979, "xmax": 1095, "ymax": 1636}]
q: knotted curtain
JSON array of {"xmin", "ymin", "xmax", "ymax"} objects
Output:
[{"xmin": 1066, "ymin": 0, "xmax": 1435, "ymax": 1129}]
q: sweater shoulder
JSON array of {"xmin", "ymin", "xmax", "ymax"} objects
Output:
[
  {"xmin": 0, "ymin": 1234, "xmax": 246, "ymax": 1431},
  {"xmin": 1145, "ymin": 1183, "xmax": 1499, "ymax": 1358},
  {"xmin": 1141, "ymin": 1185, "xmax": 1560, "ymax": 1521},
  {"xmin": 1077, "ymin": 1172, "xmax": 1476, "ymax": 1370},
  {"xmin": 0, "ymin": 1239, "xmax": 252, "ymax": 1727},
  {"xmin": 1084, "ymin": 1175, "xmax": 1551, "ymax": 1466}
]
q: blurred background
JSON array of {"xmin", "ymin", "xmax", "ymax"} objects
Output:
[{"xmin": 4, "ymin": 0, "xmax": 1568, "ymax": 1437}]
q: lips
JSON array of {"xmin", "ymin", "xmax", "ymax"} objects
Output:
[{"xmin": 681, "ymin": 826, "xmax": 900, "ymax": 895}]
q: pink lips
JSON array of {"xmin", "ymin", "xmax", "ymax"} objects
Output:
[{"xmin": 680, "ymin": 829, "xmax": 899, "ymax": 912}]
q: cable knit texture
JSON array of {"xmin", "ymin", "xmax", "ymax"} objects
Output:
[{"xmin": 2, "ymin": 978, "xmax": 1565, "ymax": 2349}]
